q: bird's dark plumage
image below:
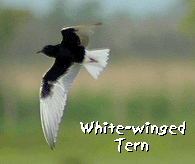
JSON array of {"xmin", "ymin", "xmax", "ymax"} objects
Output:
[
  {"xmin": 41, "ymin": 59, "xmax": 72, "ymax": 98},
  {"xmin": 61, "ymin": 28, "xmax": 80, "ymax": 46},
  {"xmin": 38, "ymin": 29, "xmax": 85, "ymax": 98},
  {"xmin": 37, "ymin": 23, "xmax": 110, "ymax": 149}
]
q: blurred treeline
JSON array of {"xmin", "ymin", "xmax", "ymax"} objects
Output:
[
  {"xmin": 1, "ymin": 0, "xmax": 195, "ymax": 163},
  {"xmin": 1, "ymin": 0, "xmax": 190, "ymax": 124},
  {"xmin": 179, "ymin": 0, "xmax": 195, "ymax": 37},
  {"xmin": 1, "ymin": 0, "xmax": 194, "ymax": 66}
]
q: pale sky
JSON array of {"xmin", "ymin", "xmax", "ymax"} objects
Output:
[{"xmin": 2, "ymin": 0, "xmax": 180, "ymax": 16}]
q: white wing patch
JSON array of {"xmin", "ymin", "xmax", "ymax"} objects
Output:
[{"xmin": 40, "ymin": 63, "xmax": 83, "ymax": 149}]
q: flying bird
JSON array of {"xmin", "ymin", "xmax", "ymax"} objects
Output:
[{"xmin": 37, "ymin": 23, "xmax": 110, "ymax": 149}]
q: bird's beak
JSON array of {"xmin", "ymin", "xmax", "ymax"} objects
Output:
[{"xmin": 36, "ymin": 50, "xmax": 42, "ymax": 54}]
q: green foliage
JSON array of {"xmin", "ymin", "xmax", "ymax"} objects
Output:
[
  {"xmin": 126, "ymin": 94, "xmax": 171, "ymax": 122},
  {"xmin": 0, "ymin": 1, "xmax": 195, "ymax": 163},
  {"xmin": 179, "ymin": 0, "xmax": 195, "ymax": 37},
  {"xmin": 0, "ymin": 84, "xmax": 194, "ymax": 163},
  {"xmin": 16, "ymin": 97, "xmax": 39, "ymax": 122},
  {"xmin": 64, "ymin": 90, "xmax": 113, "ymax": 124},
  {"xmin": 0, "ymin": 93, "xmax": 4, "ymax": 120},
  {"xmin": 0, "ymin": 8, "xmax": 32, "ymax": 53}
]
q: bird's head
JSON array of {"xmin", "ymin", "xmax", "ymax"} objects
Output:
[{"xmin": 37, "ymin": 45, "xmax": 58, "ymax": 57}]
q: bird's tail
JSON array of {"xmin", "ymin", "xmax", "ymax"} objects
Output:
[{"xmin": 83, "ymin": 49, "xmax": 110, "ymax": 79}]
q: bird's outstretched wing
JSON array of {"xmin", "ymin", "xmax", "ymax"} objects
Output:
[
  {"xmin": 61, "ymin": 23, "xmax": 102, "ymax": 47},
  {"xmin": 40, "ymin": 62, "xmax": 83, "ymax": 149}
]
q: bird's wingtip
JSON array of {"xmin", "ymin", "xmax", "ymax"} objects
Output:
[
  {"xmin": 50, "ymin": 145, "xmax": 55, "ymax": 150},
  {"xmin": 48, "ymin": 140, "xmax": 55, "ymax": 150}
]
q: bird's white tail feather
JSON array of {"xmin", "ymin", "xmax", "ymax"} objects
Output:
[{"xmin": 83, "ymin": 49, "xmax": 110, "ymax": 79}]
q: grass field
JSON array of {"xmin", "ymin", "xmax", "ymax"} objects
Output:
[{"xmin": 0, "ymin": 60, "xmax": 195, "ymax": 163}]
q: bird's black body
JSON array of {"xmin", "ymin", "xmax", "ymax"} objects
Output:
[
  {"xmin": 38, "ymin": 28, "xmax": 85, "ymax": 98},
  {"xmin": 38, "ymin": 23, "xmax": 110, "ymax": 149}
]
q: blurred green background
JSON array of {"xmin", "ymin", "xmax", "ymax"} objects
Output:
[{"xmin": 1, "ymin": 0, "xmax": 195, "ymax": 163}]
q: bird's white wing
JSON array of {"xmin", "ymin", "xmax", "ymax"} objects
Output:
[{"xmin": 40, "ymin": 63, "xmax": 83, "ymax": 149}]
